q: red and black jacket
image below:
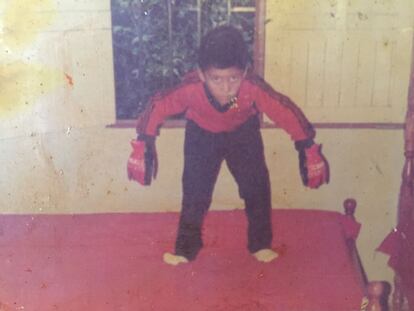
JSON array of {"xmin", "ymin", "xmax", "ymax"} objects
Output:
[{"xmin": 136, "ymin": 71, "xmax": 315, "ymax": 143}]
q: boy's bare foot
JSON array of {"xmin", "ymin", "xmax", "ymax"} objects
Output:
[
  {"xmin": 253, "ymin": 249, "xmax": 279, "ymax": 263},
  {"xmin": 163, "ymin": 252, "xmax": 189, "ymax": 265}
]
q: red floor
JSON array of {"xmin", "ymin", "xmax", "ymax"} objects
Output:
[{"xmin": 0, "ymin": 210, "xmax": 365, "ymax": 311}]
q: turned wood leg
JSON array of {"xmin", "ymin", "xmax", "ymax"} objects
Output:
[
  {"xmin": 366, "ymin": 281, "xmax": 386, "ymax": 311},
  {"xmin": 392, "ymin": 274, "xmax": 404, "ymax": 311}
]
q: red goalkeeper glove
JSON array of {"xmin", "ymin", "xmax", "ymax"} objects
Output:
[
  {"xmin": 127, "ymin": 136, "xmax": 158, "ymax": 185},
  {"xmin": 296, "ymin": 140, "xmax": 329, "ymax": 189}
]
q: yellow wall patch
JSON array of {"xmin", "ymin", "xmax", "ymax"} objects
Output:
[
  {"xmin": 0, "ymin": 61, "xmax": 64, "ymax": 118},
  {"xmin": 2, "ymin": 0, "xmax": 56, "ymax": 50},
  {"xmin": 0, "ymin": 0, "xmax": 67, "ymax": 118}
]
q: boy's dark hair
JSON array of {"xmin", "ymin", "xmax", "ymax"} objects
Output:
[{"xmin": 198, "ymin": 25, "xmax": 250, "ymax": 71}]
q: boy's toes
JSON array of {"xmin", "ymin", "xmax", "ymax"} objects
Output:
[
  {"xmin": 253, "ymin": 249, "xmax": 278, "ymax": 263},
  {"xmin": 163, "ymin": 252, "xmax": 189, "ymax": 265}
]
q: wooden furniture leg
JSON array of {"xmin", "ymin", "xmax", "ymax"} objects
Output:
[
  {"xmin": 392, "ymin": 274, "xmax": 406, "ymax": 311},
  {"xmin": 366, "ymin": 281, "xmax": 386, "ymax": 311},
  {"xmin": 344, "ymin": 199, "xmax": 389, "ymax": 311}
]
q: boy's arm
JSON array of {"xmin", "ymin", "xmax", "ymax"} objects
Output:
[
  {"xmin": 249, "ymin": 75, "xmax": 314, "ymax": 142},
  {"xmin": 128, "ymin": 83, "xmax": 191, "ymax": 186},
  {"xmin": 136, "ymin": 86, "xmax": 190, "ymax": 137},
  {"xmin": 249, "ymin": 75, "xmax": 329, "ymax": 188},
  {"xmin": 136, "ymin": 71, "xmax": 199, "ymax": 137}
]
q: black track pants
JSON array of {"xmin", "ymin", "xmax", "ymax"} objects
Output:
[{"xmin": 175, "ymin": 116, "xmax": 273, "ymax": 260}]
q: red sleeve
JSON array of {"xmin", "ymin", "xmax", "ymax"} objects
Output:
[
  {"xmin": 248, "ymin": 75, "xmax": 315, "ymax": 141},
  {"xmin": 136, "ymin": 76, "xmax": 198, "ymax": 136}
]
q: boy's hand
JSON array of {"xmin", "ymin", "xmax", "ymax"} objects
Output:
[
  {"xmin": 127, "ymin": 137, "xmax": 158, "ymax": 185},
  {"xmin": 297, "ymin": 143, "xmax": 329, "ymax": 189}
]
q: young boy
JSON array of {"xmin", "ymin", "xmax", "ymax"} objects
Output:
[{"xmin": 127, "ymin": 25, "xmax": 329, "ymax": 265}]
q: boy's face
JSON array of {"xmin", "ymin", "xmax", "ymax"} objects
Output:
[{"xmin": 198, "ymin": 66, "xmax": 246, "ymax": 105}]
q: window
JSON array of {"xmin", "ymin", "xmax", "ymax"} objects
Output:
[{"xmin": 111, "ymin": 0, "xmax": 260, "ymax": 120}]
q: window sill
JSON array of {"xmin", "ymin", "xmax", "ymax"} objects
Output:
[
  {"xmin": 106, "ymin": 119, "xmax": 186, "ymax": 129},
  {"xmin": 107, "ymin": 120, "xmax": 404, "ymax": 130}
]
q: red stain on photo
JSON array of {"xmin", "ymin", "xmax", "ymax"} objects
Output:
[{"xmin": 64, "ymin": 73, "xmax": 74, "ymax": 86}]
